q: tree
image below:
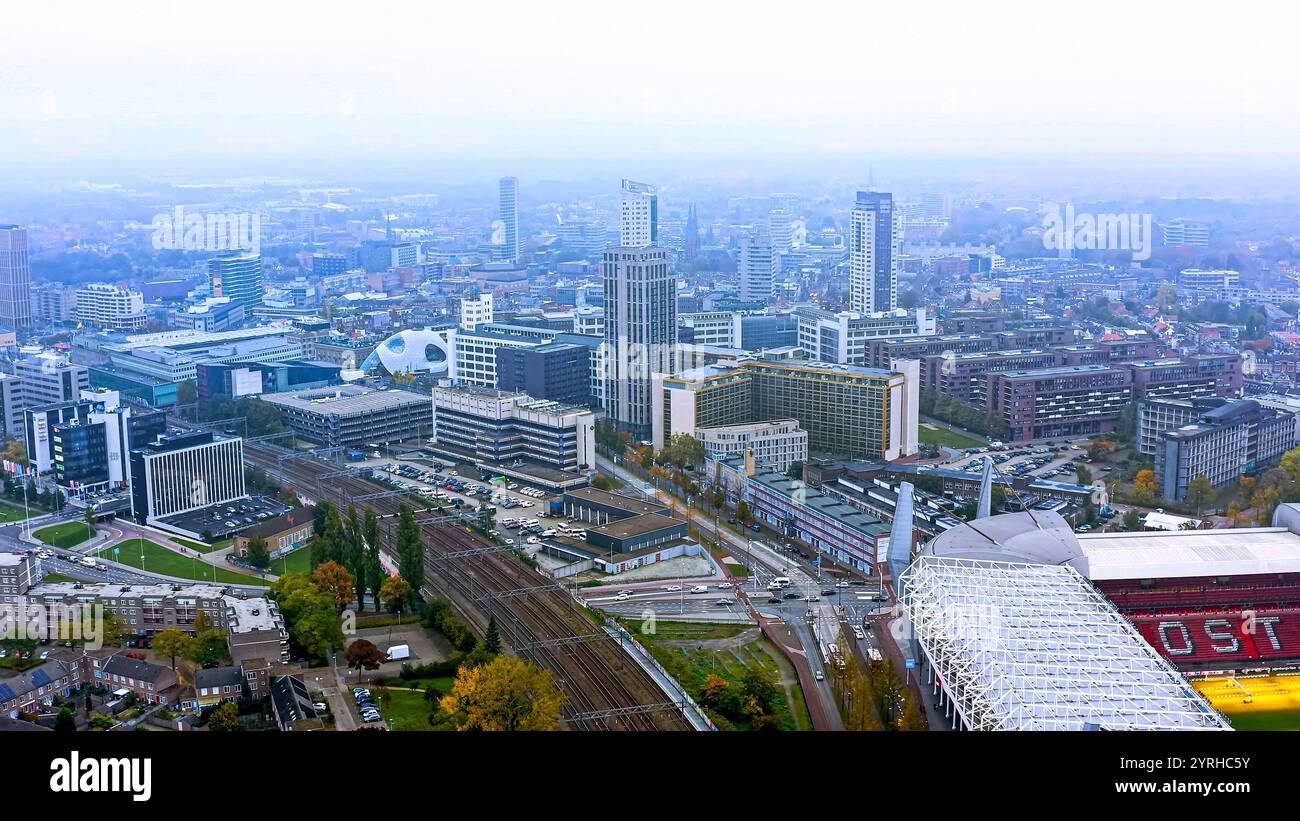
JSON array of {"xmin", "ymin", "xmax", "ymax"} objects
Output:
[
  {"xmin": 89, "ymin": 713, "xmax": 116, "ymax": 731},
  {"xmin": 484, "ymin": 615, "xmax": 501, "ymax": 655},
  {"xmin": 54, "ymin": 706, "xmax": 76, "ymax": 733},
  {"xmin": 345, "ymin": 639, "xmax": 387, "ymax": 670},
  {"xmin": 737, "ymin": 500, "xmax": 752, "ymax": 525},
  {"xmin": 245, "ymin": 535, "xmax": 270, "ymax": 569},
  {"xmin": 896, "ymin": 689, "xmax": 925, "ymax": 731},
  {"xmin": 271, "ymin": 572, "xmax": 345, "ymax": 661},
  {"xmin": 1227, "ymin": 501, "xmax": 1243, "ymax": 526},
  {"xmin": 395, "ymin": 505, "xmax": 423, "ymax": 599},
  {"xmin": 1122, "ymin": 509, "xmax": 1143, "ymax": 531},
  {"xmin": 189, "ymin": 630, "xmax": 231, "ymax": 667},
  {"xmin": 785, "ymin": 461, "xmax": 804, "ymax": 480},
  {"xmin": 152, "ymin": 628, "xmax": 196, "ymax": 672},
  {"xmin": 440, "ymin": 655, "xmax": 565, "ymax": 731},
  {"xmin": 4, "ymin": 439, "xmax": 27, "ymax": 466},
  {"xmin": 312, "ymin": 560, "xmax": 354, "ymax": 610},
  {"xmin": 378, "ymin": 575, "xmax": 412, "ymax": 613},
  {"xmin": 344, "ymin": 505, "xmax": 367, "ymax": 613},
  {"xmin": 1187, "ymin": 474, "xmax": 1214, "ymax": 516},
  {"xmin": 1281, "ymin": 446, "xmax": 1300, "ymax": 482},
  {"xmin": 208, "ymin": 701, "xmax": 241, "ymax": 731},
  {"xmin": 176, "ymin": 378, "xmax": 198, "ymax": 407},
  {"xmin": 1133, "ymin": 469, "xmax": 1159, "ymax": 502},
  {"xmin": 1076, "ymin": 464, "xmax": 1093, "ymax": 485}
]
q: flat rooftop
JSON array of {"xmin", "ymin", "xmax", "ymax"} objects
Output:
[
  {"xmin": 28, "ymin": 581, "xmax": 228, "ymax": 599},
  {"xmin": 590, "ymin": 512, "xmax": 683, "ymax": 540},
  {"xmin": 565, "ymin": 487, "xmax": 666, "ymax": 516},
  {"xmin": 1080, "ymin": 527, "xmax": 1300, "ymax": 581},
  {"xmin": 1001, "ymin": 364, "xmax": 1116, "ymax": 379},
  {"xmin": 260, "ymin": 385, "xmax": 429, "ymax": 414}
]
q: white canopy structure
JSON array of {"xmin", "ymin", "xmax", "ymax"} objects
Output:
[{"xmin": 900, "ymin": 553, "xmax": 1231, "ymax": 731}]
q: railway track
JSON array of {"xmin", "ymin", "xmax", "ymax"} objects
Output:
[{"xmin": 244, "ymin": 441, "xmax": 691, "ymax": 731}]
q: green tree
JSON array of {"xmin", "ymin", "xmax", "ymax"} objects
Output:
[
  {"xmin": 176, "ymin": 378, "xmax": 198, "ymax": 406},
  {"xmin": 395, "ymin": 505, "xmax": 423, "ymax": 599},
  {"xmin": 54, "ymin": 706, "xmax": 77, "ymax": 732},
  {"xmin": 152, "ymin": 628, "xmax": 196, "ymax": 671},
  {"xmin": 208, "ymin": 701, "xmax": 241, "ymax": 731},
  {"xmin": 189, "ymin": 630, "xmax": 231, "ymax": 667},
  {"xmin": 245, "ymin": 535, "xmax": 270, "ymax": 569},
  {"xmin": 1187, "ymin": 474, "xmax": 1215, "ymax": 516},
  {"xmin": 484, "ymin": 615, "xmax": 501, "ymax": 655},
  {"xmin": 785, "ymin": 461, "xmax": 804, "ymax": 480}
]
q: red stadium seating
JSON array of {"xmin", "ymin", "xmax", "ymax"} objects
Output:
[
  {"xmin": 1130, "ymin": 610, "xmax": 1300, "ymax": 666},
  {"xmin": 1099, "ymin": 574, "xmax": 1300, "ymax": 669}
]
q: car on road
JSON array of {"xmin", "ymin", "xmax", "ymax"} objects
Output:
[
  {"xmin": 820, "ymin": 589, "xmax": 836, "ymax": 596},
  {"xmin": 713, "ymin": 598, "xmax": 735, "ymax": 606},
  {"xmin": 689, "ymin": 585, "xmax": 709, "ymax": 594},
  {"xmin": 767, "ymin": 597, "xmax": 781, "ymax": 604},
  {"xmin": 835, "ymin": 581, "xmax": 850, "ymax": 588},
  {"xmin": 313, "ymin": 702, "xmax": 328, "ymax": 712},
  {"xmin": 853, "ymin": 629, "xmax": 865, "ymax": 640},
  {"xmin": 804, "ymin": 594, "xmax": 819, "ymax": 602},
  {"xmin": 814, "ymin": 670, "xmax": 825, "ymax": 681},
  {"xmin": 663, "ymin": 585, "xmax": 682, "ymax": 592},
  {"xmin": 782, "ymin": 592, "xmax": 800, "ymax": 600},
  {"xmin": 614, "ymin": 592, "xmax": 630, "ymax": 601}
]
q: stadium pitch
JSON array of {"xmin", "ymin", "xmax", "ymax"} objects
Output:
[{"xmin": 1194, "ymin": 673, "xmax": 1300, "ymax": 731}]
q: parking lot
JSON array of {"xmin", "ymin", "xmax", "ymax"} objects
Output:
[
  {"xmin": 362, "ymin": 458, "xmax": 560, "ymax": 522},
  {"xmin": 931, "ymin": 440, "xmax": 1100, "ymax": 483}
]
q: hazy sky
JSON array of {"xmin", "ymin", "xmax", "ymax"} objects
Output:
[{"xmin": 0, "ymin": 0, "xmax": 1294, "ymax": 184}]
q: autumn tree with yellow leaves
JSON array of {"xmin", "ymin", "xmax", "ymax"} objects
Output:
[{"xmin": 440, "ymin": 654, "xmax": 564, "ymax": 731}]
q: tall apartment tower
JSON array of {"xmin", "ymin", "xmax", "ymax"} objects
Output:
[
  {"xmin": 619, "ymin": 179, "xmax": 658, "ymax": 247},
  {"xmin": 498, "ymin": 176, "xmax": 522, "ymax": 264},
  {"xmin": 0, "ymin": 225, "xmax": 33, "ymax": 330},
  {"xmin": 603, "ymin": 245, "xmax": 676, "ymax": 440},
  {"xmin": 738, "ymin": 234, "xmax": 777, "ymax": 303},
  {"xmin": 848, "ymin": 191, "xmax": 899, "ymax": 313},
  {"xmin": 208, "ymin": 253, "xmax": 264, "ymax": 310}
]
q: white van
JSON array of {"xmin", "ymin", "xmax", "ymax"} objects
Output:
[
  {"xmin": 766, "ymin": 577, "xmax": 792, "ymax": 590},
  {"xmin": 689, "ymin": 585, "xmax": 709, "ymax": 594}
]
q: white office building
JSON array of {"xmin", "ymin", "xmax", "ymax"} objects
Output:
[
  {"xmin": 74, "ymin": 283, "xmax": 147, "ymax": 331},
  {"xmin": 795, "ymin": 305, "xmax": 934, "ymax": 365},
  {"xmin": 460, "ymin": 292, "xmax": 494, "ymax": 331},
  {"xmin": 696, "ymin": 419, "xmax": 808, "ymax": 473}
]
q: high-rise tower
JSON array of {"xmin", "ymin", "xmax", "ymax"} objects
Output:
[
  {"xmin": 0, "ymin": 225, "xmax": 33, "ymax": 330},
  {"xmin": 848, "ymin": 191, "xmax": 899, "ymax": 313}
]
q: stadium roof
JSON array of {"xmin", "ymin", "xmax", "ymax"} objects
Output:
[
  {"xmin": 1080, "ymin": 527, "xmax": 1300, "ymax": 580},
  {"xmin": 900, "ymin": 555, "xmax": 1231, "ymax": 731}
]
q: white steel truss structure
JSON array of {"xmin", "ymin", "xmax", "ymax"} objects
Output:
[{"xmin": 900, "ymin": 555, "xmax": 1231, "ymax": 731}]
